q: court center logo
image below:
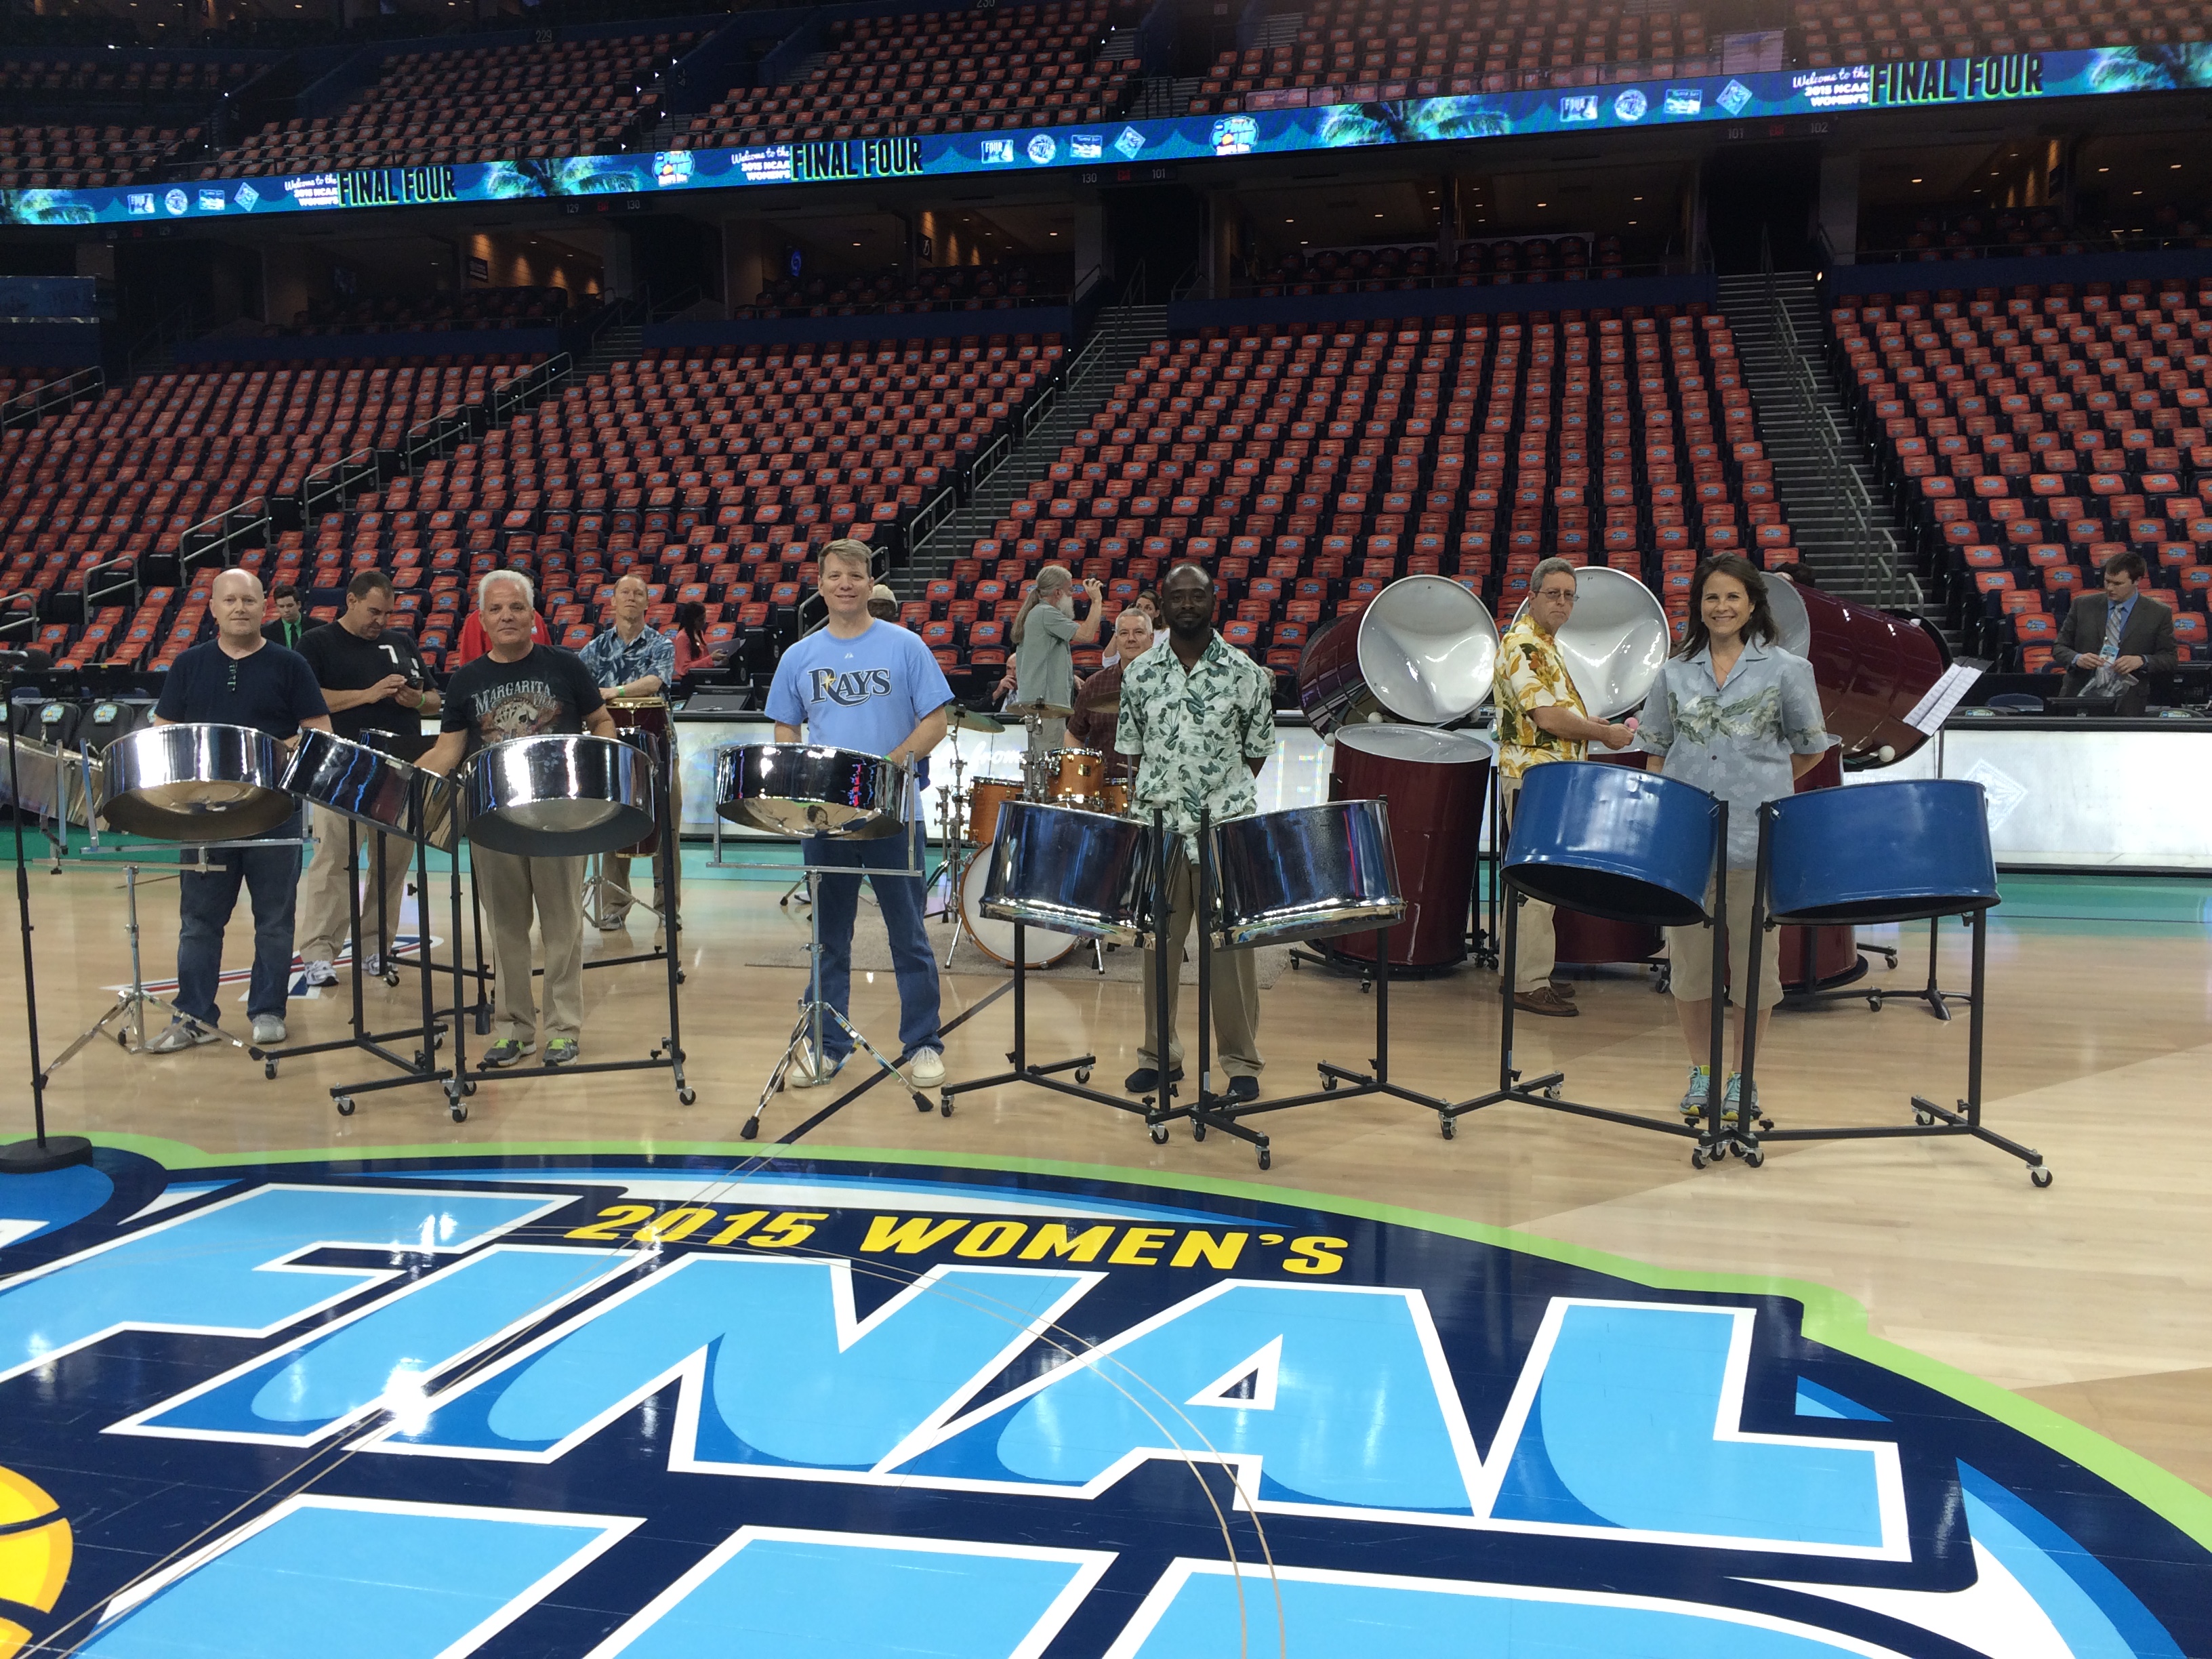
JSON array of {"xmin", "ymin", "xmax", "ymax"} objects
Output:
[{"xmin": 0, "ymin": 1149, "xmax": 2203, "ymax": 1656}]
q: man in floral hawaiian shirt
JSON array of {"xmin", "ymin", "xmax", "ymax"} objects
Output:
[
  {"xmin": 1495, "ymin": 557, "xmax": 1636, "ymax": 1018},
  {"xmin": 1117, "ymin": 564, "xmax": 1277, "ymax": 1100}
]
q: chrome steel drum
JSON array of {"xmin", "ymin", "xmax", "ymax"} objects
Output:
[
  {"xmin": 1, "ymin": 737, "xmax": 102, "ymax": 828},
  {"xmin": 283, "ymin": 728, "xmax": 457, "ymax": 851},
  {"xmin": 462, "ymin": 733, "xmax": 655, "ymax": 857},
  {"xmin": 1211, "ymin": 800, "xmax": 1404, "ymax": 949},
  {"xmin": 1511, "ymin": 565, "xmax": 1670, "ymax": 719},
  {"xmin": 1328, "ymin": 724, "xmax": 1490, "ymax": 970},
  {"xmin": 1299, "ymin": 573, "xmax": 1500, "ymax": 738},
  {"xmin": 99, "ymin": 722, "xmax": 293, "ymax": 840},
  {"xmin": 713, "ymin": 741, "xmax": 907, "ymax": 840},
  {"xmin": 981, "ymin": 800, "xmax": 1181, "ymax": 943},
  {"xmin": 1506, "ymin": 760, "xmax": 1719, "ymax": 927},
  {"xmin": 1765, "ymin": 779, "xmax": 1998, "ymax": 926}
]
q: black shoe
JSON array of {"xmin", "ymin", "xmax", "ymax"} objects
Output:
[
  {"xmin": 1225, "ymin": 1075, "xmax": 1260, "ymax": 1103},
  {"xmin": 1124, "ymin": 1065, "xmax": 1185, "ymax": 1093}
]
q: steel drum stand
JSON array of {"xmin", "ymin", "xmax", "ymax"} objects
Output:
[
  {"xmin": 1734, "ymin": 811, "xmax": 2049, "ymax": 1186},
  {"xmin": 939, "ymin": 808, "xmax": 1179, "ymax": 1136},
  {"xmin": 3, "ymin": 693, "xmax": 91, "ymax": 1174},
  {"xmin": 468, "ymin": 741, "xmax": 692, "ymax": 1108},
  {"xmin": 1437, "ymin": 803, "xmax": 1737, "ymax": 1166},
  {"xmin": 258, "ymin": 819, "xmax": 449, "ymax": 1090},
  {"xmin": 742, "ymin": 817, "xmax": 934, "ymax": 1139},
  {"xmin": 1145, "ymin": 811, "xmax": 1273, "ymax": 1166},
  {"xmin": 39, "ymin": 861, "xmax": 217, "ymax": 1068}
]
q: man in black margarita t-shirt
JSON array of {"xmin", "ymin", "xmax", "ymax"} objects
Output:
[{"xmin": 417, "ymin": 571, "xmax": 616, "ymax": 1069}]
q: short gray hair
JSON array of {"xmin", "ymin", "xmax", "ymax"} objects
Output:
[
  {"xmin": 478, "ymin": 569, "xmax": 535, "ymax": 610},
  {"xmin": 1530, "ymin": 557, "xmax": 1579, "ymax": 594}
]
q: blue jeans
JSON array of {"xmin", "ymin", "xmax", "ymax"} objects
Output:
[
  {"xmin": 176, "ymin": 813, "xmax": 301, "ymax": 1027},
  {"xmin": 802, "ymin": 821, "xmax": 941, "ymax": 1063}
]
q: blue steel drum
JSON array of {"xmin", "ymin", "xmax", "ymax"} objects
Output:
[
  {"xmin": 1765, "ymin": 779, "xmax": 1998, "ymax": 926},
  {"xmin": 1505, "ymin": 760, "xmax": 1719, "ymax": 928}
]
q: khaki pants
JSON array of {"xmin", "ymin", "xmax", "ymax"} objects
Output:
[
  {"xmin": 474, "ymin": 846, "xmax": 586, "ymax": 1044},
  {"xmin": 1502, "ymin": 779, "xmax": 1557, "ymax": 993},
  {"xmin": 297, "ymin": 802, "xmax": 413, "ymax": 965},
  {"xmin": 1666, "ymin": 869, "xmax": 1783, "ymax": 1010},
  {"xmin": 1141, "ymin": 855, "xmax": 1262, "ymax": 1080}
]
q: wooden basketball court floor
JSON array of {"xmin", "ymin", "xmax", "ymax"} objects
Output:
[{"xmin": 5, "ymin": 847, "xmax": 2207, "ymax": 1505}]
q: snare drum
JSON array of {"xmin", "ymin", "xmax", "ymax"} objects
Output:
[
  {"xmin": 605, "ymin": 695, "xmax": 672, "ymax": 857},
  {"xmin": 966, "ymin": 777, "xmax": 1024, "ymax": 842},
  {"xmin": 1027, "ymin": 746, "xmax": 1106, "ymax": 806}
]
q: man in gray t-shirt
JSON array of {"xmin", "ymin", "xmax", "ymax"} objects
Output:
[{"xmin": 1010, "ymin": 565, "xmax": 1103, "ymax": 752}]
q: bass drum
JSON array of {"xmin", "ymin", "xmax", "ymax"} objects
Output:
[
  {"xmin": 1766, "ymin": 576, "xmax": 1950, "ymax": 767},
  {"xmin": 958, "ymin": 853, "xmax": 1078, "ymax": 970},
  {"xmin": 1325, "ymin": 724, "xmax": 1491, "ymax": 971}
]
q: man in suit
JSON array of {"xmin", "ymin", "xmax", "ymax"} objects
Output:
[
  {"xmin": 2053, "ymin": 550, "xmax": 2177, "ymax": 714},
  {"xmin": 261, "ymin": 583, "xmax": 306, "ymax": 651}
]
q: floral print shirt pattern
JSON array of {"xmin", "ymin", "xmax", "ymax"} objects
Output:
[
  {"xmin": 1118, "ymin": 632, "xmax": 1277, "ymax": 856},
  {"xmin": 1496, "ymin": 619, "xmax": 1591, "ymax": 782}
]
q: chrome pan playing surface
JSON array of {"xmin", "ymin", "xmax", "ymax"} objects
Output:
[
  {"xmin": 98, "ymin": 722, "xmax": 292, "ymax": 840},
  {"xmin": 461, "ymin": 733, "xmax": 655, "ymax": 857},
  {"xmin": 713, "ymin": 742, "xmax": 909, "ymax": 840}
]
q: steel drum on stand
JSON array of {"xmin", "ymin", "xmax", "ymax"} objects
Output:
[
  {"xmin": 99, "ymin": 722, "xmax": 293, "ymax": 840},
  {"xmin": 979, "ymin": 800, "xmax": 1179, "ymax": 943},
  {"xmin": 1547, "ymin": 752, "xmax": 1666, "ymax": 967},
  {"xmin": 1326, "ymin": 725, "xmax": 1490, "ymax": 970},
  {"xmin": 283, "ymin": 728, "xmax": 458, "ymax": 851},
  {"xmin": 1211, "ymin": 800, "xmax": 1404, "ymax": 948},
  {"xmin": 1771, "ymin": 747, "xmax": 1861, "ymax": 990},
  {"xmin": 1765, "ymin": 779, "xmax": 1998, "ymax": 926},
  {"xmin": 463, "ymin": 733, "xmax": 657, "ymax": 857},
  {"xmin": 1504, "ymin": 760, "xmax": 1719, "ymax": 928},
  {"xmin": 714, "ymin": 742, "xmax": 906, "ymax": 840},
  {"xmin": 1767, "ymin": 578, "xmax": 1950, "ymax": 768},
  {"xmin": 1298, "ymin": 574, "xmax": 1500, "ymax": 737}
]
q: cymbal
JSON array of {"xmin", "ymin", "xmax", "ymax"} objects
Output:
[
  {"xmin": 947, "ymin": 706, "xmax": 1003, "ymax": 734},
  {"xmin": 1004, "ymin": 701, "xmax": 1073, "ymax": 720}
]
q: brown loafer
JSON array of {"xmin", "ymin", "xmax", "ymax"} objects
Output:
[
  {"xmin": 1514, "ymin": 987, "xmax": 1579, "ymax": 1018},
  {"xmin": 1549, "ymin": 980, "xmax": 1578, "ymax": 998}
]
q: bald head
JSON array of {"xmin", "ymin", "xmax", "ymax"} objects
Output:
[
  {"xmin": 611, "ymin": 572, "xmax": 651, "ymax": 632},
  {"xmin": 211, "ymin": 568, "xmax": 268, "ymax": 649}
]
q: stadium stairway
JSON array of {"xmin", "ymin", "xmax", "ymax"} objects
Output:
[
  {"xmin": 1719, "ymin": 269, "xmax": 1940, "ymax": 634},
  {"xmin": 906, "ymin": 298, "xmax": 1167, "ymax": 589}
]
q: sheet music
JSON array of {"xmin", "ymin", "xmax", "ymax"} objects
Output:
[{"xmin": 1904, "ymin": 663, "xmax": 1985, "ymax": 735}]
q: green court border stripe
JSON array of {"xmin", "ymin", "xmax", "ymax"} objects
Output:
[{"xmin": 76, "ymin": 1131, "xmax": 2212, "ymax": 1551}]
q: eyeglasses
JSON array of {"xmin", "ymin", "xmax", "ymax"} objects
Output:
[
  {"xmin": 226, "ymin": 659, "xmax": 239, "ymax": 695},
  {"xmin": 1536, "ymin": 589, "xmax": 1578, "ymax": 603}
]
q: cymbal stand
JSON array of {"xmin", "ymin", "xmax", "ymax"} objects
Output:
[
  {"xmin": 1147, "ymin": 810, "xmax": 1273, "ymax": 1165},
  {"xmin": 741, "ymin": 806, "xmax": 933, "ymax": 1141},
  {"xmin": 255, "ymin": 816, "xmax": 449, "ymax": 1090},
  {"xmin": 939, "ymin": 806, "xmax": 1176, "ymax": 1134},
  {"xmin": 1437, "ymin": 803, "xmax": 1735, "ymax": 1166},
  {"xmin": 1732, "ymin": 806, "xmax": 2048, "ymax": 1184},
  {"xmin": 3, "ymin": 669, "xmax": 91, "ymax": 1173},
  {"xmin": 470, "ymin": 738, "xmax": 692, "ymax": 1108}
]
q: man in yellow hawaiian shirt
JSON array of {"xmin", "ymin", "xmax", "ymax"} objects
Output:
[{"xmin": 1495, "ymin": 557, "xmax": 1637, "ymax": 1017}]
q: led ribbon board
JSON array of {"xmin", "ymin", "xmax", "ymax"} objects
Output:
[{"xmin": 7, "ymin": 45, "xmax": 2209, "ymax": 227}]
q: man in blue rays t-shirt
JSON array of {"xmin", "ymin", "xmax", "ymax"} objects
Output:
[{"xmin": 767, "ymin": 539, "xmax": 954, "ymax": 1092}]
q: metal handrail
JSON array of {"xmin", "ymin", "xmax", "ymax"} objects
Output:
[
  {"xmin": 1758, "ymin": 230, "xmax": 1918, "ymax": 612},
  {"xmin": 0, "ymin": 365, "xmax": 102, "ymax": 434}
]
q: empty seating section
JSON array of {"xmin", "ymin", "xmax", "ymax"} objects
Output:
[
  {"xmin": 922, "ymin": 307, "xmax": 1782, "ymax": 691},
  {"xmin": 220, "ymin": 30, "xmax": 693, "ymax": 176},
  {"xmin": 316, "ymin": 333, "xmax": 1061, "ymax": 678},
  {"xmin": 1, "ymin": 359, "xmax": 536, "ymax": 668},
  {"xmin": 285, "ymin": 287, "xmax": 581, "ymax": 337},
  {"xmin": 688, "ymin": 1, "xmax": 1126, "ymax": 147},
  {"xmin": 1864, "ymin": 201, "xmax": 2211, "ymax": 262},
  {"xmin": 0, "ymin": 54, "xmax": 256, "ymax": 97},
  {"xmin": 1835, "ymin": 280, "xmax": 2212, "ymax": 670},
  {"xmin": 1793, "ymin": 0, "xmax": 2202, "ymax": 68},
  {"xmin": 0, "ymin": 123, "xmax": 190, "ymax": 188},
  {"xmin": 1193, "ymin": 1, "xmax": 1710, "ymax": 112},
  {"xmin": 1252, "ymin": 233, "xmax": 1631, "ymax": 295},
  {"xmin": 743, "ymin": 260, "xmax": 1060, "ymax": 317}
]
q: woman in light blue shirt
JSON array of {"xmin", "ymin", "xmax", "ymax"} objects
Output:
[{"xmin": 1637, "ymin": 554, "xmax": 1836, "ymax": 1122}]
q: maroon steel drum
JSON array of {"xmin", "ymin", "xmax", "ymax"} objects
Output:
[
  {"xmin": 1325, "ymin": 724, "xmax": 1491, "ymax": 970},
  {"xmin": 1770, "ymin": 579, "xmax": 1950, "ymax": 768},
  {"xmin": 1776, "ymin": 747, "xmax": 1862, "ymax": 991},
  {"xmin": 1548, "ymin": 750, "xmax": 1665, "ymax": 966},
  {"xmin": 1297, "ymin": 574, "xmax": 1500, "ymax": 739}
]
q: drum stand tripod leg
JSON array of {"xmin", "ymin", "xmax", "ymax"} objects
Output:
[{"xmin": 45, "ymin": 863, "xmax": 213, "ymax": 1073}]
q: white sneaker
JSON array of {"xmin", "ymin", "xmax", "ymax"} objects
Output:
[
  {"xmin": 906, "ymin": 1048, "xmax": 945, "ymax": 1088},
  {"xmin": 251, "ymin": 1015, "xmax": 287, "ymax": 1045},
  {"xmin": 146, "ymin": 1018, "xmax": 219, "ymax": 1053},
  {"xmin": 364, "ymin": 953, "xmax": 385, "ymax": 978},
  {"xmin": 303, "ymin": 959, "xmax": 338, "ymax": 987},
  {"xmin": 786, "ymin": 1042, "xmax": 846, "ymax": 1089}
]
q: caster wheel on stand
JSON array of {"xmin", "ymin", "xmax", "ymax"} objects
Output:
[
  {"xmin": 939, "ymin": 1092, "xmax": 954, "ymax": 1118},
  {"xmin": 2030, "ymin": 1166, "xmax": 2053, "ymax": 1188},
  {"xmin": 1322, "ymin": 1075, "xmax": 1338, "ymax": 1092},
  {"xmin": 677, "ymin": 1086, "xmax": 696, "ymax": 1107},
  {"xmin": 462, "ymin": 1080, "xmax": 477, "ymax": 1097},
  {"xmin": 449, "ymin": 1101, "xmax": 468, "ymax": 1124},
  {"xmin": 1440, "ymin": 1115, "xmax": 1458, "ymax": 1140},
  {"xmin": 1075, "ymin": 1067, "xmax": 1091, "ymax": 1084},
  {"xmin": 1868, "ymin": 993, "xmax": 1884, "ymax": 1012},
  {"xmin": 1256, "ymin": 1148, "xmax": 1272, "ymax": 1171},
  {"xmin": 264, "ymin": 1061, "xmax": 278, "ymax": 1080},
  {"xmin": 334, "ymin": 1096, "xmax": 355, "ymax": 1118},
  {"xmin": 1149, "ymin": 1124, "xmax": 1168, "ymax": 1145},
  {"xmin": 1914, "ymin": 1109, "xmax": 1936, "ymax": 1127},
  {"xmin": 1742, "ymin": 1148, "xmax": 1765, "ymax": 1168},
  {"xmin": 1192, "ymin": 1122, "xmax": 1207, "ymax": 1143},
  {"xmin": 1690, "ymin": 1148, "xmax": 1709, "ymax": 1170}
]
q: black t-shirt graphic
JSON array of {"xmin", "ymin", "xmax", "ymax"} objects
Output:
[{"xmin": 440, "ymin": 645, "xmax": 605, "ymax": 760}]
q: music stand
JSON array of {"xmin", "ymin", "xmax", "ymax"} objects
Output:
[
  {"xmin": 1439, "ymin": 794, "xmax": 1739, "ymax": 1167},
  {"xmin": 1734, "ymin": 790, "xmax": 2050, "ymax": 1186},
  {"xmin": 3, "ymin": 663, "xmax": 90, "ymax": 1174},
  {"xmin": 939, "ymin": 808, "xmax": 1182, "ymax": 1137}
]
